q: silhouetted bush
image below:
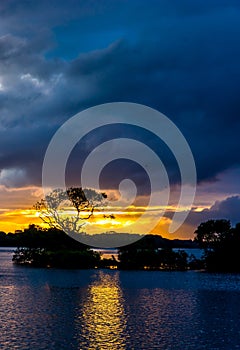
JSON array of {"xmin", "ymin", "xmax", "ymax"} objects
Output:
[
  {"xmin": 118, "ymin": 244, "xmax": 188, "ymax": 271},
  {"xmin": 13, "ymin": 247, "xmax": 101, "ymax": 269}
]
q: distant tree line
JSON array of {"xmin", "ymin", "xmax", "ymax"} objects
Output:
[
  {"xmin": 6, "ymin": 224, "xmax": 198, "ymax": 270},
  {"xmin": 2, "ymin": 218, "xmax": 240, "ymax": 272},
  {"xmin": 0, "ymin": 226, "xmax": 198, "ymax": 249}
]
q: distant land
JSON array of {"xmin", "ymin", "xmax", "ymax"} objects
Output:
[{"xmin": 0, "ymin": 226, "xmax": 199, "ymax": 249}]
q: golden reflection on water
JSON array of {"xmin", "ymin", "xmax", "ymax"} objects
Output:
[{"xmin": 81, "ymin": 271, "xmax": 127, "ymax": 350}]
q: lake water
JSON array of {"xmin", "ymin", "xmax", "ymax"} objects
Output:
[
  {"xmin": 1, "ymin": 249, "xmax": 240, "ymax": 349},
  {"xmin": 93, "ymin": 248, "xmax": 204, "ymax": 261}
]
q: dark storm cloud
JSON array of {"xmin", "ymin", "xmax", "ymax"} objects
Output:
[
  {"xmin": 0, "ymin": 0, "xmax": 239, "ymax": 189},
  {"xmin": 0, "ymin": 124, "xmax": 57, "ymax": 187}
]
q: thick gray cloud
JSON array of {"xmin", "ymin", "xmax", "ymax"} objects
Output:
[
  {"xmin": 187, "ymin": 196, "xmax": 240, "ymax": 227},
  {"xmin": 0, "ymin": 0, "xmax": 239, "ymax": 192}
]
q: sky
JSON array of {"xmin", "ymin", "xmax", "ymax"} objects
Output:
[{"xmin": 0, "ymin": 0, "xmax": 239, "ymax": 238}]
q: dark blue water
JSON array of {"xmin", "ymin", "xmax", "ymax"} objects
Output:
[{"xmin": 0, "ymin": 249, "xmax": 240, "ymax": 349}]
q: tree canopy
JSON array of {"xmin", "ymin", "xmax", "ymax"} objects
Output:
[
  {"xmin": 194, "ymin": 219, "xmax": 240, "ymax": 272},
  {"xmin": 34, "ymin": 187, "xmax": 110, "ymax": 233},
  {"xmin": 194, "ymin": 219, "xmax": 231, "ymax": 249}
]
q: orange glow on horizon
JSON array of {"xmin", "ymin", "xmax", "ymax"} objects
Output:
[
  {"xmin": 0, "ymin": 185, "xmax": 208, "ymax": 239},
  {"xmin": 0, "ymin": 204, "xmax": 197, "ymax": 239}
]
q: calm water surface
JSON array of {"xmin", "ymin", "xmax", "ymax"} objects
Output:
[{"xmin": 0, "ymin": 249, "xmax": 240, "ymax": 349}]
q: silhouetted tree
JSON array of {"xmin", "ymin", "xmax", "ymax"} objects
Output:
[
  {"xmin": 34, "ymin": 187, "xmax": 110, "ymax": 233},
  {"xmin": 194, "ymin": 219, "xmax": 231, "ymax": 249},
  {"xmin": 194, "ymin": 219, "xmax": 240, "ymax": 272}
]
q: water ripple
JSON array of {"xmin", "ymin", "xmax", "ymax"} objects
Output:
[{"xmin": 0, "ymin": 252, "xmax": 240, "ymax": 349}]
